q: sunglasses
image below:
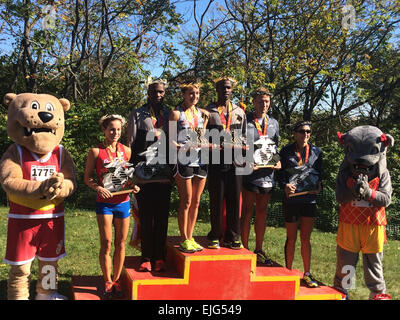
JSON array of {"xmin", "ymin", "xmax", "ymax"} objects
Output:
[{"xmin": 296, "ymin": 129, "xmax": 312, "ymax": 134}]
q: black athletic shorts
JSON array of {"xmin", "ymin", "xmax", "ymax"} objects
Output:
[
  {"xmin": 242, "ymin": 181, "xmax": 273, "ymax": 195},
  {"xmin": 283, "ymin": 202, "xmax": 317, "ymax": 223},
  {"xmin": 172, "ymin": 164, "xmax": 208, "ymax": 179}
]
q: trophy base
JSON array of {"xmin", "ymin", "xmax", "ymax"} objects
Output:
[
  {"xmin": 111, "ymin": 189, "xmax": 135, "ymax": 196},
  {"xmin": 254, "ymin": 164, "xmax": 276, "ymax": 169},
  {"xmin": 288, "ymin": 190, "xmax": 318, "ymax": 198}
]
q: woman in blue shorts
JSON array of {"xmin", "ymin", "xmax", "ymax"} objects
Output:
[{"xmin": 84, "ymin": 114, "xmax": 140, "ymax": 299}]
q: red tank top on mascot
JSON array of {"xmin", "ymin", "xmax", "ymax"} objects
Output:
[
  {"xmin": 95, "ymin": 143, "xmax": 129, "ymax": 204},
  {"xmin": 9, "ymin": 144, "xmax": 64, "ymax": 217}
]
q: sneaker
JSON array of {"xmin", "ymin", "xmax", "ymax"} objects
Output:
[
  {"xmin": 113, "ymin": 280, "xmax": 124, "ymax": 299},
  {"xmin": 372, "ymin": 293, "xmax": 392, "ymax": 300},
  {"xmin": 303, "ymin": 272, "xmax": 319, "ymax": 288},
  {"xmin": 254, "ymin": 250, "xmax": 274, "ymax": 266},
  {"xmin": 154, "ymin": 259, "xmax": 166, "ymax": 272},
  {"xmin": 190, "ymin": 238, "xmax": 203, "ymax": 252},
  {"xmin": 35, "ymin": 292, "xmax": 68, "ymax": 300},
  {"xmin": 103, "ymin": 281, "xmax": 114, "ymax": 299},
  {"xmin": 222, "ymin": 241, "xmax": 244, "ymax": 250},
  {"xmin": 208, "ymin": 239, "xmax": 220, "ymax": 249},
  {"xmin": 179, "ymin": 239, "xmax": 196, "ymax": 253},
  {"xmin": 139, "ymin": 261, "xmax": 152, "ymax": 272}
]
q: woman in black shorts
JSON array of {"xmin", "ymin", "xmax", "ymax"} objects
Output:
[
  {"xmin": 279, "ymin": 121, "xmax": 322, "ymax": 287},
  {"xmin": 241, "ymin": 88, "xmax": 280, "ymax": 265},
  {"xmin": 169, "ymin": 82, "xmax": 209, "ymax": 253}
]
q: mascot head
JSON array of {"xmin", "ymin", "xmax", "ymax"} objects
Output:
[
  {"xmin": 4, "ymin": 93, "xmax": 70, "ymax": 155},
  {"xmin": 337, "ymin": 125, "xmax": 394, "ymax": 177}
]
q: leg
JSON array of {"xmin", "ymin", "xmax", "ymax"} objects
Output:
[
  {"xmin": 333, "ymin": 245, "xmax": 359, "ymax": 296},
  {"xmin": 299, "ymin": 217, "xmax": 315, "ymax": 274},
  {"xmin": 284, "ymin": 222, "xmax": 298, "ymax": 270},
  {"xmin": 187, "ymin": 176, "xmax": 207, "ymax": 240},
  {"xmin": 8, "ymin": 262, "xmax": 32, "ymax": 300},
  {"xmin": 175, "ymin": 173, "xmax": 193, "ymax": 241},
  {"xmin": 136, "ymin": 185, "xmax": 154, "ymax": 263},
  {"xmin": 224, "ymin": 169, "xmax": 242, "ymax": 242},
  {"xmin": 112, "ymin": 217, "xmax": 130, "ymax": 282},
  {"xmin": 153, "ymin": 183, "xmax": 171, "ymax": 261},
  {"xmin": 362, "ymin": 252, "xmax": 386, "ymax": 299},
  {"xmin": 240, "ymin": 188, "xmax": 256, "ymax": 249},
  {"xmin": 207, "ymin": 167, "xmax": 224, "ymax": 241},
  {"xmin": 96, "ymin": 214, "xmax": 113, "ymax": 283},
  {"xmin": 254, "ymin": 193, "xmax": 271, "ymax": 251},
  {"xmin": 36, "ymin": 260, "xmax": 59, "ymax": 296}
]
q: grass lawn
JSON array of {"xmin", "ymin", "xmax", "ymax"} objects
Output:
[{"xmin": 0, "ymin": 205, "xmax": 399, "ymax": 300}]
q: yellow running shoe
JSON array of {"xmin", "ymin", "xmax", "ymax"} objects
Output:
[{"xmin": 190, "ymin": 238, "xmax": 203, "ymax": 252}]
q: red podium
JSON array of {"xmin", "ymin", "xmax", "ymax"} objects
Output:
[{"xmin": 71, "ymin": 236, "xmax": 343, "ymax": 300}]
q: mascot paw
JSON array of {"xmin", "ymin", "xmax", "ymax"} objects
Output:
[
  {"xmin": 40, "ymin": 173, "xmax": 65, "ymax": 199},
  {"xmin": 355, "ymin": 174, "xmax": 372, "ymax": 200}
]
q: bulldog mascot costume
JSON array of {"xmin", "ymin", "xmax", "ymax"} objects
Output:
[
  {"xmin": 0, "ymin": 93, "xmax": 76, "ymax": 300},
  {"xmin": 334, "ymin": 125, "xmax": 393, "ymax": 300}
]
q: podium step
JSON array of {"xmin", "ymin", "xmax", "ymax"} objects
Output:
[{"xmin": 71, "ymin": 236, "xmax": 344, "ymax": 300}]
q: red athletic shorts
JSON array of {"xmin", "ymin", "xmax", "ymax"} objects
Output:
[{"xmin": 4, "ymin": 217, "xmax": 66, "ymax": 265}]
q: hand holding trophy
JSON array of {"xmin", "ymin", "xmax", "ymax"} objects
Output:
[
  {"xmin": 286, "ymin": 165, "xmax": 320, "ymax": 197},
  {"xmin": 253, "ymin": 136, "xmax": 281, "ymax": 169}
]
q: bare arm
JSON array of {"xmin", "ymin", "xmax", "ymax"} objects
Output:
[
  {"xmin": 168, "ymin": 110, "xmax": 181, "ymax": 148},
  {"xmin": 84, "ymin": 148, "xmax": 112, "ymax": 199}
]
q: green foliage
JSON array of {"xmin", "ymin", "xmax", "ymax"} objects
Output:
[{"xmin": 0, "ymin": 0, "xmax": 399, "ymax": 236}]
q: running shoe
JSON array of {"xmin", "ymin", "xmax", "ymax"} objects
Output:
[
  {"xmin": 371, "ymin": 293, "xmax": 392, "ymax": 300},
  {"xmin": 254, "ymin": 250, "xmax": 274, "ymax": 266},
  {"xmin": 139, "ymin": 261, "xmax": 152, "ymax": 272},
  {"xmin": 303, "ymin": 272, "xmax": 319, "ymax": 288},
  {"xmin": 154, "ymin": 259, "xmax": 166, "ymax": 272},
  {"xmin": 190, "ymin": 238, "xmax": 203, "ymax": 252},
  {"xmin": 222, "ymin": 241, "xmax": 244, "ymax": 250},
  {"xmin": 179, "ymin": 239, "xmax": 196, "ymax": 253},
  {"xmin": 103, "ymin": 281, "xmax": 114, "ymax": 299},
  {"xmin": 207, "ymin": 239, "xmax": 220, "ymax": 249},
  {"xmin": 113, "ymin": 280, "xmax": 124, "ymax": 299}
]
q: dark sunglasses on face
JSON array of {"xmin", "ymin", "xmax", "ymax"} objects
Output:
[{"xmin": 296, "ymin": 129, "xmax": 312, "ymax": 134}]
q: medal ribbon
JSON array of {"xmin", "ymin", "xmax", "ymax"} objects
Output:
[
  {"xmin": 105, "ymin": 142, "xmax": 122, "ymax": 161},
  {"xmin": 184, "ymin": 106, "xmax": 198, "ymax": 130},
  {"xmin": 150, "ymin": 106, "xmax": 163, "ymax": 140},
  {"xmin": 296, "ymin": 144, "xmax": 309, "ymax": 165},
  {"xmin": 149, "ymin": 106, "xmax": 164, "ymax": 129},
  {"xmin": 254, "ymin": 113, "xmax": 268, "ymax": 137},
  {"xmin": 217, "ymin": 102, "xmax": 232, "ymax": 131}
]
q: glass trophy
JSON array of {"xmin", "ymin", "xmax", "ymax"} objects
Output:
[
  {"xmin": 286, "ymin": 165, "xmax": 320, "ymax": 197},
  {"xmin": 102, "ymin": 159, "xmax": 136, "ymax": 195},
  {"xmin": 253, "ymin": 136, "xmax": 280, "ymax": 168},
  {"xmin": 135, "ymin": 141, "xmax": 172, "ymax": 184}
]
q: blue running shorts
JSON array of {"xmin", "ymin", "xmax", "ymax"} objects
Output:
[{"xmin": 96, "ymin": 200, "xmax": 131, "ymax": 219}]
